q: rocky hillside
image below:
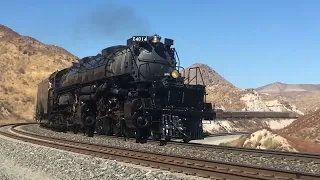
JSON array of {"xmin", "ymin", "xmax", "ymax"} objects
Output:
[
  {"xmin": 182, "ymin": 63, "xmax": 233, "ymax": 86},
  {"xmin": 258, "ymin": 83, "xmax": 320, "ymax": 114},
  {"xmin": 205, "ymin": 84, "xmax": 303, "ymax": 114},
  {"xmin": 181, "ymin": 66, "xmax": 302, "ymax": 114},
  {"xmin": 287, "ymin": 92, "xmax": 320, "ymax": 113},
  {"xmin": 203, "ymin": 118, "xmax": 296, "ymax": 134},
  {"xmin": 279, "ymin": 109, "xmax": 320, "ymax": 143},
  {"xmin": 0, "ymin": 24, "xmax": 78, "ymax": 121}
]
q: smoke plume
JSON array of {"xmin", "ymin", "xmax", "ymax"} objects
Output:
[{"xmin": 74, "ymin": 1, "xmax": 151, "ymax": 40}]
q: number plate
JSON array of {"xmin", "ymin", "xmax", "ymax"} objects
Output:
[{"xmin": 132, "ymin": 36, "xmax": 148, "ymax": 42}]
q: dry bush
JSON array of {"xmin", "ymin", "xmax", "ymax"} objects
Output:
[
  {"xmin": 219, "ymin": 135, "xmax": 248, "ymax": 147},
  {"xmin": 18, "ymin": 66, "xmax": 26, "ymax": 74},
  {"xmin": 263, "ymin": 138, "xmax": 282, "ymax": 149}
]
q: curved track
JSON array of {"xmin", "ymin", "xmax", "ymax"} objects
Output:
[
  {"xmin": 36, "ymin": 124, "xmax": 320, "ymax": 163},
  {"xmin": 0, "ymin": 123, "xmax": 319, "ymax": 180},
  {"xmin": 166, "ymin": 140, "xmax": 320, "ymax": 163}
]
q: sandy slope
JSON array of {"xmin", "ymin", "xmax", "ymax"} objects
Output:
[{"xmin": 0, "ymin": 24, "xmax": 78, "ymax": 121}]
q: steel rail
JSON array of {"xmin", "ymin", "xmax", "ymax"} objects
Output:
[
  {"xmin": 29, "ymin": 123, "xmax": 320, "ymax": 163},
  {"xmin": 0, "ymin": 123, "xmax": 317, "ymax": 180},
  {"xmin": 166, "ymin": 140, "xmax": 320, "ymax": 163}
]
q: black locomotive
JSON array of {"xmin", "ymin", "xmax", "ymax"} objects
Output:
[{"xmin": 35, "ymin": 34, "xmax": 216, "ymax": 143}]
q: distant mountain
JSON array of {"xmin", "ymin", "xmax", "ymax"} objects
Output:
[
  {"xmin": 256, "ymin": 82, "xmax": 320, "ymax": 96},
  {"xmin": 256, "ymin": 82, "xmax": 320, "ymax": 114},
  {"xmin": 182, "ymin": 63, "xmax": 234, "ymax": 86}
]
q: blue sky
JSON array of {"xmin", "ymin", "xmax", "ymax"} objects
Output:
[{"xmin": 1, "ymin": 0, "xmax": 319, "ymax": 88}]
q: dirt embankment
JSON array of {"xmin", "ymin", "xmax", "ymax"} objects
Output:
[
  {"xmin": 278, "ymin": 109, "xmax": 320, "ymax": 144},
  {"xmin": 221, "ymin": 128, "xmax": 320, "ymax": 153},
  {"xmin": 221, "ymin": 108, "xmax": 320, "ymax": 153}
]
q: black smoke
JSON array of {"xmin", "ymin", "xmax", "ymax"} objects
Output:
[{"xmin": 73, "ymin": 1, "xmax": 151, "ymax": 40}]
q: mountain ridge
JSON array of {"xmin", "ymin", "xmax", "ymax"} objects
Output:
[{"xmin": 256, "ymin": 82, "xmax": 320, "ymax": 94}]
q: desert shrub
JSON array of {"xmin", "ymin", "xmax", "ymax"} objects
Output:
[
  {"xmin": 219, "ymin": 142, "xmax": 230, "ymax": 146},
  {"xmin": 7, "ymin": 87, "xmax": 14, "ymax": 92},
  {"xmin": 236, "ymin": 135, "xmax": 248, "ymax": 147},
  {"xmin": 26, "ymin": 96, "xmax": 35, "ymax": 103},
  {"xmin": 22, "ymin": 80, "xmax": 29, "ymax": 85},
  {"xmin": 263, "ymin": 138, "xmax": 281, "ymax": 149},
  {"xmin": 18, "ymin": 66, "xmax": 25, "ymax": 74},
  {"xmin": 244, "ymin": 141, "xmax": 253, "ymax": 148},
  {"xmin": 0, "ymin": 85, "xmax": 7, "ymax": 92},
  {"xmin": 24, "ymin": 96, "xmax": 35, "ymax": 103},
  {"xmin": 219, "ymin": 135, "xmax": 249, "ymax": 147}
]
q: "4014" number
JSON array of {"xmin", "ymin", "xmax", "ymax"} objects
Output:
[{"xmin": 132, "ymin": 36, "xmax": 148, "ymax": 42}]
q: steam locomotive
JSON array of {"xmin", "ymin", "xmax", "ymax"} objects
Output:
[{"xmin": 35, "ymin": 34, "xmax": 216, "ymax": 143}]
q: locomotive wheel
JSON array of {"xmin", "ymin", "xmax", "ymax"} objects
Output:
[
  {"xmin": 113, "ymin": 118, "xmax": 121, "ymax": 137},
  {"xmin": 86, "ymin": 125, "xmax": 95, "ymax": 137},
  {"xmin": 104, "ymin": 117, "xmax": 113, "ymax": 136},
  {"xmin": 72, "ymin": 125, "xmax": 79, "ymax": 134},
  {"xmin": 152, "ymin": 132, "xmax": 161, "ymax": 141},
  {"xmin": 62, "ymin": 126, "xmax": 68, "ymax": 133},
  {"xmin": 183, "ymin": 138, "xmax": 190, "ymax": 143},
  {"xmin": 121, "ymin": 118, "xmax": 134, "ymax": 139},
  {"xmin": 95, "ymin": 119, "xmax": 105, "ymax": 135},
  {"xmin": 135, "ymin": 128, "xmax": 150, "ymax": 143}
]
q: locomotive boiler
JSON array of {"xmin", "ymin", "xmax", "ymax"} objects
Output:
[{"xmin": 35, "ymin": 34, "xmax": 216, "ymax": 143}]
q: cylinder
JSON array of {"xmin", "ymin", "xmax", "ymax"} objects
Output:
[{"xmin": 80, "ymin": 85, "xmax": 97, "ymax": 94}]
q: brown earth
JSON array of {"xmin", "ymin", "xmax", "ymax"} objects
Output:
[
  {"xmin": 286, "ymin": 92, "xmax": 320, "ymax": 114},
  {"xmin": 0, "ymin": 24, "xmax": 78, "ymax": 122},
  {"xmin": 259, "ymin": 92, "xmax": 320, "ymax": 114},
  {"xmin": 278, "ymin": 109, "xmax": 320, "ymax": 144},
  {"xmin": 224, "ymin": 128, "xmax": 320, "ymax": 153},
  {"xmin": 206, "ymin": 84, "xmax": 247, "ymax": 110},
  {"xmin": 282, "ymin": 135, "xmax": 320, "ymax": 154}
]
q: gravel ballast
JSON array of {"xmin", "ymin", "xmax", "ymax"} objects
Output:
[
  {"xmin": 20, "ymin": 124, "xmax": 320, "ymax": 174},
  {"xmin": 0, "ymin": 127, "xmax": 206, "ymax": 180}
]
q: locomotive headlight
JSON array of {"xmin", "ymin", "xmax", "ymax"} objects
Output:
[{"xmin": 171, "ymin": 70, "xmax": 180, "ymax": 79}]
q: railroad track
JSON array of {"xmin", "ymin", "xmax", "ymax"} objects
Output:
[
  {"xmin": 166, "ymin": 140, "xmax": 320, "ymax": 163},
  {"xmin": 80, "ymin": 128, "xmax": 319, "ymax": 163},
  {"xmin": 0, "ymin": 123, "xmax": 319, "ymax": 180},
  {"xmin": 19, "ymin": 124, "xmax": 320, "ymax": 168}
]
